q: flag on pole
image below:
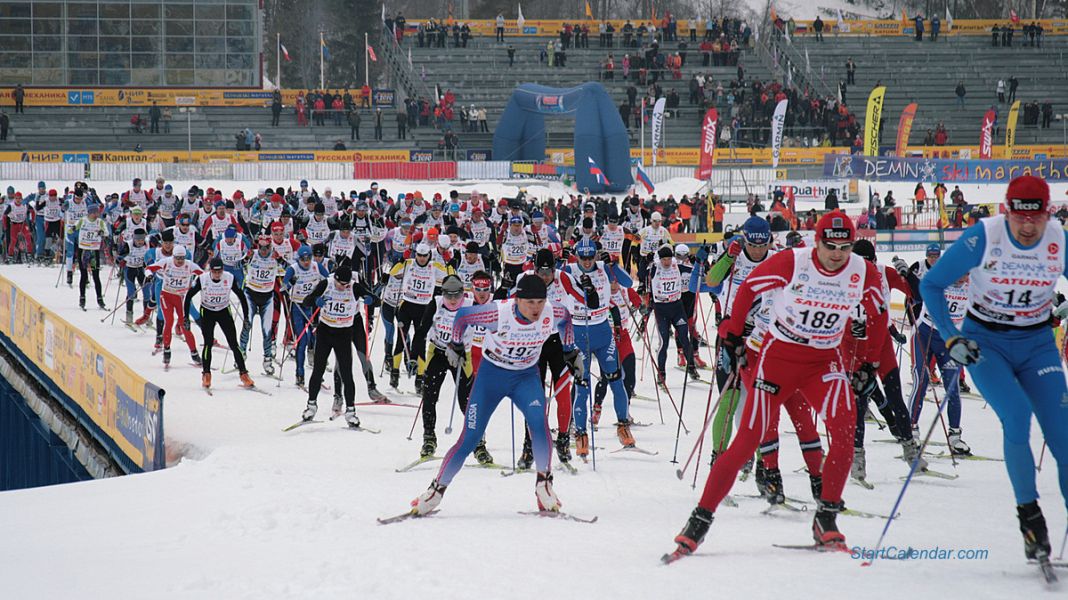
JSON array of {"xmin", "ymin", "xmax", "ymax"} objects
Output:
[
  {"xmin": 517, "ymin": 3, "xmax": 525, "ymax": 31},
  {"xmin": 381, "ymin": 4, "xmax": 386, "ymax": 24},
  {"xmin": 407, "ymin": 47, "xmax": 412, "ymax": 68},
  {"xmin": 585, "ymin": 0, "xmax": 593, "ymax": 19},
  {"xmin": 634, "ymin": 162, "xmax": 654, "ymax": 194},
  {"xmin": 321, "ymin": 37, "xmax": 331, "ymax": 61},
  {"xmin": 1010, "ymin": 9, "xmax": 1020, "ymax": 24},
  {"xmin": 280, "ymin": 41, "xmax": 291, "ymax": 62},
  {"xmin": 588, "ymin": 157, "xmax": 611, "ymax": 186},
  {"xmin": 946, "ymin": 6, "xmax": 953, "ymax": 29},
  {"xmin": 366, "ymin": 42, "xmax": 378, "ymax": 62}
]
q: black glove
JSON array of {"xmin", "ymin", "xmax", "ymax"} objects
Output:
[
  {"xmin": 851, "ymin": 362, "xmax": 878, "ymax": 397},
  {"xmin": 580, "ymin": 274, "xmax": 600, "ymax": 308},
  {"xmin": 501, "ymin": 270, "xmax": 516, "ymax": 289},
  {"xmin": 947, "ymin": 336, "xmax": 981, "ymax": 365},
  {"xmin": 446, "ymin": 341, "xmax": 466, "ymax": 369},
  {"xmin": 890, "ymin": 326, "xmax": 907, "ymax": 346},
  {"xmin": 563, "ymin": 348, "xmax": 586, "ymax": 386},
  {"xmin": 891, "ymin": 256, "xmax": 909, "ymax": 277},
  {"xmin": 599, "ymin": 250, "xmax": 613, "ymax": 264},
  {"xmin": 721, "ymin": 331, "xmax": 748, "ymax": 369}
]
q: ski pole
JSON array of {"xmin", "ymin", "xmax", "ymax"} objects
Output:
[
  {"xmin": 678, "ymin": 368, "xmax": 737, "ymax": 481},
  {"xmin": 510, "ymin": 400, "xmax": 517, "ymax": 470},
  {"xmin": 861, "ymin": 374, "xmax": 953, "ymax": 569},
  {"xmin": 926, "ymin": 366, "xmax": 958, "ymax": 468},
  {"xmin": 99, "ymin": 277, "xmax": 150, "ymax": 322},
  {"xmin": 444, "ymin": 361, "xmax": 461, "ymax": 434},
  {"xmin": 276, "ymin": 305, "xmax": 320, "ymax": 388},
  {"xmin": 1037, "ymin": 441, "xmax": 1047, "ymax": 472}
]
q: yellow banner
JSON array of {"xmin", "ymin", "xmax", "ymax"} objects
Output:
[
  {"xmin": 864, "ymin": 86, "xmax": 886, "ymax": 157},
  {"xmin": 0, "ymin": 88, "xmax": 366, "ymax": 108},
  {"xmin": 0, "ymin": 275, "xmax": 164, "ymax": 472},
  {"xmin": 0, "ymin": 150, "xmax": 403, "ymax": 164},
  {"xmin": 547, "ymin": 147, "xmax": 843, "ymax": 167},
  {"xmin": 1005, "ymin": 100, "xmax": 1021, "ymax": 157}
]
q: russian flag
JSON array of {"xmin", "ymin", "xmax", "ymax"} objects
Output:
[
  {"xmin": 587, "ymin": 156, "xmax": 610, "ymax": 186},
  {"xmin": 635, "ymin": 162, "xmax": 654, "ymax": 194},
  {"xmin": 280, "ymin": 41, "xmax": 291, "ymax": 62}
]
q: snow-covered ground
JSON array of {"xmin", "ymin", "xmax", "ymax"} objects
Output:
[{"xmin": 0, "ymin": 187, "xmax": 1065, "ymax": 597}]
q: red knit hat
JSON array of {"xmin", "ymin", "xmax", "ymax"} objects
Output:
[
  {"xmin": 1005, "ymin": 175, "xmax": 1050, "ymax": 213},
  {"xmin": 815, "ymin": 210, "xmax": 855, "ymax": 243}
]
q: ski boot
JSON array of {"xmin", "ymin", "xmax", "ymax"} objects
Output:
[
  {"xmin": 134, "ymin": 306, "xmax": 152, "ymax": 327},
  {"xmin": 239, "ymin": 372, "xmax": 255, "ymax": 388},
  {"xmin": 96, "ymin": 296, "xmax": 106, "ymax": 310},
  {"xmin": 1017, "ymin": 501, "xmax": 1052, "ymax": 560},
  {"xmin": 555, "ymin": 432, "xmax": 572, "ymax": 463},
  {"xmin": 692, "ymin": 352, "xmax": 708, "ymax": 368},
  {"xmin": 851, "ymin": 447, "xmax": 867, "ymax": 480},
  {"xmin": 332, "ymin": 394, "xmax": 343, "ymax": 418},
  {"xmin": 810, "ymin": 474, "xmax": 823, "ymax": 502},
  {"xmin": 201, "ymin": 372, "xmax": 211, "ymax": 389},
  {"xmin": 575, "ymin": 432, "xmax": 590, "ymax": 459},
  {"xmin": 959, "ymin": 379, "xmax": 971, "ymax": 394},
  {"xmin": 411, "ymin": 480, "xmax": 446, "ymax": 515},
  {"xmin": 677, "ymin": 349, "xmax": 687, "ymax": 368},
  {"xmin": 616, "ymin": 421, "xmax": 636, "ymax": 448},
  {"xmin": 673, "ymin": 506, "xmax": 714, "ymax": 555},
  {"xmin": 474, "ymin": 440, "xmax": 494, "ymax": 465},
  {"xmin": 812, "ymin": 500, "xmax": 847, "ymax": 548},
  {"xmin": 900, "ymin": 437, "xmax": 929, "ymax": 471},
  {"xmin": 382, "ymin": 354, "xmax": 392, "ymax": 375},
  {"xmin": 389, "ymin": 369, "xmax": 400, "ymax": 389},
  {"xmin": 420, "ymin": 434, "xmax": 437, "ymax": 459},
  {"xmin": 753, "ymin": 458, "xmax": 768, "ymax": 496},
  {"xmin": 162, "ymin": 347, "xmax": 172, "ymax": 366},
  {"xmin": 414, "ymin": 374, "xmax": 424, "ymax": 395},
  {"xmin": 591, "ymin": 400, "xmax": 602, "ymax": 426},
  {"xmin": 763, "ymin": 467, "xmax": 785, "ymax": 505},
  {"xmin": 66, "ymin": 271, "xmax": 73, "ymax": 287},
  {"xmin": 948, "ymin": 428, "xmax": 972, "ymax": 456},
  {"xmin": 78, "ymin": 295, "xmax": 85, "ymax": 310},
  {"xmin": 535, "ymin": 471, "xmax": 561, "ymax": 511},
  {"xmin": 295, "ymin": 374, "xmax": 305, "ymax": 388},
  {"xmin": 686, "ymin": 365, "xmax": 701, "ymax": 381},
  {"xmin": 344, "ymin": 407, "xmax": 360, "ymax": 428},
  {"xmin": 263, "ymin": 357, "xmax": 275, "ymax": 377},
  {"xmin": 301, "ymin": 400, "xmax": 318, "ymax": 422},
  {"xmin": 405, "ymin": 360, "xmax": 417, "ymax": 377},
  {"xmin": 124, "ymin": 309, "xmax": 134, "ymax": 326},
  {"xmin": 191, "ymin": 351, "xmax": 202, "ymax": 366},
  {"xmin": 655, "ymin": 370, "xmax": 668, "ymax": 388},
  {"xmin": 368, "ymin": 386, "xmax": 388, "ymax": 403},
  {"xmin": 517, "ymin": 436, "xmax": 534, "ymax": 470}
]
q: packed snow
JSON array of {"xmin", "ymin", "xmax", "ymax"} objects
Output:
[{"xmin": 0, "ymin": 180, "xmax": 1064, "ymax": 599}]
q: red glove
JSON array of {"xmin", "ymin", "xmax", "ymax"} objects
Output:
[{"xmin": 727, "ymin": 239, "xmax": 742, "ymax": 258}]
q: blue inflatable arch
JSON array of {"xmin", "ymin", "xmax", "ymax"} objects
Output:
[{"xmin": 492, "ymin": 82, "xmax": 633, "ymax": 194}]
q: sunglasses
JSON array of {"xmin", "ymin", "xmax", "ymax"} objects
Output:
[
  {"xmin": 821, "ymin": 240, "xmax": 853, "ymax": 251},
  {"xmin": 473, "ymin": 284, "xmax": 493, "ymax": 292},
  {"xmin": 1008, "ymin": 211, "xmax": 1050, "ymax": 224}
]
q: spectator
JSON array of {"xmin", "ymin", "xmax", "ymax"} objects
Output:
[
  {"xmin": 813, "ymin": 16, "xmax": 824, "ymax": 41},
  {"xmin": 712, "ymin": 197, "xmax": 725, "ymax": 232},
  {"xmin": 477, "ymin": 107, "xmax": 488, "ymax": 133},
  {"xmin": 271, "ymin": 90, "xmax": 282, "ymax": 126},
  {"xmin": 130, "ymin": 114, "xmax": 144, "ymax": 134},
  {"xmin": 824, "ymin": 188, "xmax": 839, "ymax": 210},
  {"xmin": 934, "ymin": 124, "xmax": 948, "ymax": 146},
  {"xmin": 162, "ymin": 106, "xmax": 172, "ymax": 134},
  {"xmin": 1042, "ymin": 101, "xmax": 1054, "ymax": 129},
  {"xmin": 955, "ymin": 81, "xmax": 966, "ymax": 108},
  {"xmin": 313, "ymin": 95, "xmax": 326, "ymax": 126},
  {"xmin": 397, "ymin": 108, "xmax": 408, "ymax": 139},
  {"xmin": 923, "ymin": 129, "xmax": 935, "ymax": 145},
  {"xmin": 12, "ymin": 84, "xmax": 24, "ymax": 114},
  {"xmin": 374, "ymin": 108, "xmax": 383, "ymax": 140},
  {"xmin": 333, "ymin": 139, "xmax": 346, "ymax": 151},
  {"xmin": 931, "ymin": 14, "xmax": 941, "ymax": 41},
  {"xmin": 1002, "ymin": 23, "xmax": 1013, "ymax": 47},
  {"xmin": 507, "ymin": 44, "xmax": 515, "ymax": 67},
  {"xmin": 496, "ymin": 13, "xmax": 505, "ymax": 42},
  {"xmin": 1008, "ymin": 75, "xmax": 1019, "ymax": 103},
  {"xmin": 347, "ymin": 109, "xmax": 361, "ymax": 140},
  {"xmin": 361, "ymin": 84, "xmax": 371, "ymax": 108},
  {"xmin": 244, "ymin": 128, "xmax": 254, "ymax": 150},
  {"xmin": 148, "ymin": 102, "xmax": 161, "ymax": 133},
  {"xmin": 0, "ymin": 110, "xmax": 8, "ymax": 141},
  {"xmin": 914, "ymin": 15, "xmax": 924, "ymax": 41},
  {"xmin": 331, "ymin": 95, "xmax": 344, "ymax": 126},
  {"xmin": 997, "ymin": 79, "xmax": 1005, "ymax": 104},
  {"xmin": 845, "ymin": 58, "xmax": 856, "ymax": 85},
  {"xmin": 296, "ymin": 93, "xmax": 307, "ymax": 126},
  {"xmin": 991, "ymin": 24, "xmax": 1000, "ymax": 46}
]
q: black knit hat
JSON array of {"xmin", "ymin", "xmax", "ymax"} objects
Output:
[
  {"xmin": 515, "ymin": 274, "xmax": 547, "ymax": 299},
  {"xmin": 334, "ymin": 264, "xmax": 352, "ymax": 283}
]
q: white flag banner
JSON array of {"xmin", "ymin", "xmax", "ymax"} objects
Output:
[
  {"xmin": 770, "ymin": 99, "xmax": 788, "ymax": 168},
  {"xmin": 517, "ymin": 3, "xmax": 525, "ymax": 30},
  {"xmin": 651, "ymin": 97, "xmax": 667, "ymax": 165},
  {"xmin": 805, "ymin": 47, "xmax": 810, "ymax": 73},
  {"xmin": 946, "ymin": 6, "xmax": 953, "ymax": 29}
]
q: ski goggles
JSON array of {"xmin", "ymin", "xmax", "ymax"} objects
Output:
[
  {"xmin": 821, "ymin": 240, "xmax": 853, "ymax": 252},
  {"xmin": 472, "ymin": 278, "xmax": 493, "ymax": 292}
]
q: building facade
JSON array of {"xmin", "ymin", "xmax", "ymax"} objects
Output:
[{"xmin": 0, "ymin": 0, "xmax": 261, "ymax": 87}]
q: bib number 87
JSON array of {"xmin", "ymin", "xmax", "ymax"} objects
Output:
[{"xmin": 798, "ymin": 309, "xmax": 840, "ymax": 329}]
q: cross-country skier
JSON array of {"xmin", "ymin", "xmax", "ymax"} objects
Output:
[
  {"xmin": 185, "ymin": 256, "xmax": 254, "ymax": 389},
  {"xmin": 73, "ymin": 203, "xmax": 109, "ymax": 310},
  {"xmin": 921, "ymin": 175, "xmax": 1068, "ymax": 564},
  {"xmin": 282, "ymin": 245, "xmax": 330, "ymax": 387},
  {"xmin": 146, "ymin": 244, "xmax": 203, "ymax": 367},
  {"xmin": 667, "ymin": 211, "xmax": 887, "ymax": 559},
  {"xmin": 408, "ymin": 275, "xmax": 580, "ymax": 515}
]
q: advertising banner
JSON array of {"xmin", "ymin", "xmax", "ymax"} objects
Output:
[
  {"xmin": 824, "ymin": 154, "xmax": 1068, "ymax": 183},
  {"xmin": 0, "ymin": 276, "xmax": 164, "ymax": 472}
]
